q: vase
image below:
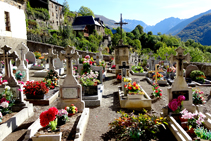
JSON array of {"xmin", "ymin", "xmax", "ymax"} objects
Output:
[
  {"xmin": 25, "ymin": 93, "xmax": 45, "ymax": 99},
  {"xmin": 57, "ymin": 117, "xmax": 67, "ymax": 126}
]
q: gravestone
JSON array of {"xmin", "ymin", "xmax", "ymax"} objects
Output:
[
  {"xmin": 44, "ymin": 47, "xmax": 57, "ymax": 71},
  {"xmin": 26, "ymin": 51, "xmax": 36, "ymax": 64},
  {"xmin": 96, "ymin": 47, "xmax": 103, "ymax": 65},
  {"xmin": 149, "ymin": 57, "xmax": 155, "ymax": 71},
  {"xmin": 167, "ymin": 47, "xmax": 195, "ymax": 113},
  {"xmin": 185, "ymin": 64, "xmax": 199, "ymax": 78},
  {"xmin": 132, "ymin": 52, "xmax": 138, "ymax": 66},
  {"xmin": 53, "ymin": 58, "xmax": 64, "ymax": 75},
  {"xmin": 119, "ymin": 61, "xmax": 130, "ymax": 78},
  {"xmin": 156, "ymin": 56, "xmax": 161, "ymax": 64},
  {"xmin": 58, "ymin": 45, "xmax": 85, "ymax": 112},
  {"xmin": 0, "ymin": 45, "xmax": 26, "ymax": 111},
  {"xmin": 15, "ymin": 42, "xmax": 29, "ymax": 82}
]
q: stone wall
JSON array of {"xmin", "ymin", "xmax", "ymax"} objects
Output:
[
  {"xmin": 0, "ymin": 0, "xmax": 26, "ymax": 10},
  {"xmin": 184, "ymin": 62, "xmax": 211, "ymax": 77},
  {"xmin": 27, "ymin": 40, "xmax": 113, "ymax": 61},
  {"xmin": 0, "ymin": 36, "xmax": 26, "ymax": 51}
]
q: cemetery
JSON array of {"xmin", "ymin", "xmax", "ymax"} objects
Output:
[{"xmin": 0, "ymin": 2, "xmax": 211, "ymax": 140}]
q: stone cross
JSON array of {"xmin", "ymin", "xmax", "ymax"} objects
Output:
[
  {"xmin": 60, "ymin": 45, "xmax": 79, "ymax": 85},
  {"xmin": 115, "ymin": 13, "xmax": 128, "ymax": 45},
  {"xmin": 15, "ymin": 43, "xmax": 29, "ymax": 81},
  {"xmin": 44, "ymin": 47, "xmax": 57, "ymax": 71},
  {"xmin": 170, "ymin": 47, "xmax": 191, "ymax": 77},
  {"xmin": 165, "ymin": 53, "xmax": 169, "ymax": 60},
  {"xmin": 96, "ymin": 47, "xmax": 103, "ymax": 65},
  {"xmin": 149, "ymin": 57, "xmax": 155, "ymax": 71},
  {"xmin": 148, "ymin": 64, "xmax": 164, "ymax": 83},
  {"xmin": 119, "ymin": 61, "xmax": 130, "ymax": 78},
  {"xmin": 148, "ymin": 51, "xmax": 153, "ymax": 57},
  {"xmin": 134, "ymin": 52, "xmax": 138, "ymax": 66}
]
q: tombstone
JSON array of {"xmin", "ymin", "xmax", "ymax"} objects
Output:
[
  {"xmin": 0, "ymin": 45, "xmax": 26, "ymax": 111},
  {"xmin": 166, "ymin": 47, "xmax": 195, "ymax": 113},
  {"xmin": 26, "ymin": 51, "xmax": 36, "ymax": 64},
  {"xmin": 185, "ymin": 64, "xmax": 199, "ymax": 78},
  {"xmin": 149, "ymin": 57, "xmax": 155, "ymax": 71},
  {"xmin": 96, "ymin": 47, "xmax": 103, "ymax": 65},
  {"xmin": 119, "ymin": 61, "xmax": 130, "ymax": 79},
  {"xmin": 44, "ymin": 47, "xmax": 58, "ymax": 71},
  {"xmin": 15, "ymin": 42, "xmax": 29, "ymax": 82},
  {"xmin": 132, "ymin": 52, "xmax": 138, "ymax": 66},
  {"xmin": 53, "ymin": 58, "xmax": 64, "ymax": 75},
  {"xmin": 58, "ymin": 45, "xmax": 85, "ymax": 112}
]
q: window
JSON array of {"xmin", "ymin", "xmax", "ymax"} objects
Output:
[
  {"xmin": 52, "ymin": 4, "xmax": 53, "ymax": 8},
  {"xmin": 56, "ymin": 13, "xmax": 58, "ymax": 19},
  {"xmin": 52, "ymin": 12, "xmax": 54, "ymax": 16},
  {"xmin": 55, "ymin": 6, "xmax": 57, "ymax": 11},
  {"xmin": 57, "ymin": 21, "xmax": 58, "ymax": 26},
  {"xmin": 4, "ymin": 11, "xmax": 10, "ymax": 31}
]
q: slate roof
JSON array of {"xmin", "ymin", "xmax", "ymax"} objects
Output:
[
  {"xmin": 72, "ymin": 16, "xmax": 102, "ymax": 27},
  {"xmin": 72, "ymin": 25, "xmax": 86, "ymax": 31}
]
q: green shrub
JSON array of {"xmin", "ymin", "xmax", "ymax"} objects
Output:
[{"xmin": 190, "ymin": 70, "xmax": 205, "ymax": 80}]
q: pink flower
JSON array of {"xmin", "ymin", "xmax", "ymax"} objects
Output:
[
  {"xmin": 18, "ymin": 89, "xmax": 22, "ymax": 92},
  {"xmin": 180, "ymin": 109, "xmax": 188, "ymax": 115},
  {"xmin": 19, "ymin": 73, "xmax": 22, "ymax": 76},
  {"xmin": 0, "ymin": 112, "xmax": 2, "ymax": 118},
  {"xmin": 168, "ymin": 99, "xmax": 179, "ymax": 111},
  {"xmin": 155, "ymin": 87, "xmax": 158, "ymax": 89},
  {"xmin": 177, "ymin": 95, "xmax": 185, "ymax": 101},
  {"xmin": 1, "ymin": 101, "xmax": 9, "ymax": 108}
]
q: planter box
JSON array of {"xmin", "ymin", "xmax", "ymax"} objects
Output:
[
  {"xmin": 127, "ymin": 94, "xmax": 144, "ymax": 99},
  {"xmin": 118, "ymin": 86, "xmax": 151, "ymax": 110},
  {"xmin": 0, "ymin": 102, "xmax": 34, "ymax": 141},
  {"xmin": 24, "ymin": 108, "xmax": 89, "ymax": 141},
  {"xmin": 130, "ymin": 70, "xmax": 147, "ymax": 76},
  {"xmin": 25, "ymin": 89, "xmax": 59, "ymax": 106},
  {"xmin": 168, "ymin": 113, "xmax": 211, "ymax": 141}
]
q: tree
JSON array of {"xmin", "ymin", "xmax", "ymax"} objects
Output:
[
  {"xmin": 105, "ymin": 28, "xmax": 113, "ymax": 38},
  {"xmin": 78, "ymin": 6, "xmax": 95, "ymax": 17}
]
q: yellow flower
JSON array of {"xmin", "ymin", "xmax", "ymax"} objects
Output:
[
  {"xmin": 138, "ymin": 88, "xmax": 140, "ymax": 90},
  {"xmin": 133, "ymin": 87, "xmax": 136, "ymax": 90}
]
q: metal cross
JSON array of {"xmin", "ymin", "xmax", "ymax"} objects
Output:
[{"xmin": 115, "ymin": 13, "xmax": 128, "ymax": 45}]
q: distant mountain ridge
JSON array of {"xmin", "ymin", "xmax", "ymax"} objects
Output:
[
  {"xmin": 166, "ymin": 9, "xmax": 211, "ymax": 35},
  {"xmin": 177, "ymin": 13, "xmax": 211, "ymax": 45}
]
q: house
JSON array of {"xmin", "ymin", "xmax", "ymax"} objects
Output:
[
  {"xmin": 0, "ymin": 0, "xmax": 27, "ymax": 50},
  {"xmin": 28, "ymin": 0, "xmax": 64, "ymax": 30},
  {"xmin": 72, "ymin": 16, "xmax": 105, "ymax": 37}
]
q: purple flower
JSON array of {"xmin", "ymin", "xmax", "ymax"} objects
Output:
[{"xmin": 168, "ymin": 99, "xmax": 179, "ymax": 111}]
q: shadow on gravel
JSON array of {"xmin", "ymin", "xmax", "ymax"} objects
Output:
[
  {"xmin": 104, "ymin": 76, "xmax": 116, "ymax": 82},
  {"xmin": 108, "ymin": 92, "xmax": 121, "ymax": 112},
  {"xmin": 207, "ymin": 94, "xmax": 211, "ymax": 102},
  {"xmin": 102, "ymin": 93, "xmax": 114, "ymax": 99},
  {"xmin": 112, "ymin": 81, "xmax": 121, "ymax": 85}
]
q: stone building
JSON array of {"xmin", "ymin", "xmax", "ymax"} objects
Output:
[
  {"xmin": 29, "ymin": 0, "xmax": 64, "ymax": 30},
  {"xmin": 72, "ymin": 16, "xmax": 105, "ymax": 37},
  {"xmin": 0, "ymin": 0, "xmax": 27, "ymax": 50}
]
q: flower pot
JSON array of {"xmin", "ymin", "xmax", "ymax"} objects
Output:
[
  {"xmin": 13, "ymin": 70, "xmax": 16, "ymax": 74},
  {"xmin": 187, "ymin": 126, "xmax": 195, "ymax": 134},
  {"xmin": 179, "ymin": 115, "xmax": 188, "ymax": 122},
  {"xmin": 83, "ymin": 85, "xmax": 98, "ymax": 96},
  {"xmin": 57, "ymin": 117, "xmax": 67, "ymax": 126},
  {"xmin": 68, "ymin": 113, "xmax": 75, "ymax": 117},
  {"xmin": 25, "ymin": 93, "xmax": 45, "ymax": 99}
]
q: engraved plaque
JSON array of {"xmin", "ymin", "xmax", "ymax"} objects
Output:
[
  {"xmin": 62, "ymin": 88, "xmax": 78, "ymax": 98},
  {"xmin": 172, "ymin": 90, "xmax": 189, "ymax": 101}
]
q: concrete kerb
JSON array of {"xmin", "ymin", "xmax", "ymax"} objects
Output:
[
  {"xmin": 0, "ymin": 102, "xmax": 34, "ymax": 141},
  {"xmin": 130, "ymin": 70, "xmax": 147, "ymax": 76}
]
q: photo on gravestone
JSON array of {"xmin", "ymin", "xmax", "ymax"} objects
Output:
[{"xmin": 172, "ymin": 90, "xmax": 189, "ymax": 101}]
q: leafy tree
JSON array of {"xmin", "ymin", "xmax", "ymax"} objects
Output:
[
  {"xmin": 105, "ymin": 28, "xmax": 113, "ymax": 38},
  {"xmin": 126, "ymin": 32, "xmax": 135, "ymax": 40},
  {"xmin": 78, "ymin": 6, "xmax": 95, "ymax": 17}
]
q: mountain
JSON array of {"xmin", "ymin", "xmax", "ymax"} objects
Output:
[
  {"xmin": 145, "ymin": 17, "xmax": 184, "ymax": 35},
  {"xmin": 122, "ymin": 19, "xmax": 148, "ymax": 32},
  {"xmin": 166, "ymin": 9, "xmax": 211, "ymax": 35},
  {"xmin": 177, "ymin": 13, "xmax": 211, "ymax": 45},
  {"xmin": 95, "ymin": 14, "xmax": 118, "ymax": 29}
]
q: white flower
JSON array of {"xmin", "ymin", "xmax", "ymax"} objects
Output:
[
  {"xmin": 5, "ymin": 86, "xmax": 10, "ymax": 90},
  {"xmin": 3, "ymin": 82, "xmax": 8, "ymax": 85},
  {"xmin": 0, "ymin": 112, "xmax": 2, "ymax": 118},
  {"xmin": 1, "ymin": 101, "xmax": 9, "ymax": 108}
]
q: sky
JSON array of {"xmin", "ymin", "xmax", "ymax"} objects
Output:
[{"xmin": 57, "ymin": 0, "xmax": 211, "ymax": 26}]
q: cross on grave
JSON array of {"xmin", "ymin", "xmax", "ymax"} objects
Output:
[
  {"xmin": 119, "ymin": 61, "xmax": 130, "ymax": 78},
  {"xmin": 149, "ymin": 57, "xmax": 155, "ymax": 71},
  {"xmin": 148, "ymin": 51, "xmax": 153, "ymax": 57},
  {"xmin": 133, "ymin": 52, "xmax": 138, "ymax": 66},
  {"xmin": 15, "ymin": 43, "xmax": 29, "ymax": 81},
  {"xmin": 115, "ymin": 13, "xmax": 128, "ymax": 45},
  {"xmin": 157, "ymin": 55, "xmax": 161, "ymax": 60},
  {"xmin": 170, "ymin": 47, "xmax": 191, "ymax": 77},
  {"xmin": 165, "ymin": 53, "xmax": 169, "ymax": 60},
  {"xmin": 44, "ymin": 47, "xmax": 58, "ymax": 71},
  {"xmin": 148, "ymin": 64, "xmax": 164, "ymax": 83},
  {"xmin": 96, "ymin": 47, "xmax": 103, "ymax": 65},
  {"xmin": 60, "ymin": 45, "xmax": 79, "ymax": 84}
]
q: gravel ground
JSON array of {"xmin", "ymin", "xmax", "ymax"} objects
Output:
[{"xmin": 3, "ymin": 69, "xmax": 211, "ymax": 141}]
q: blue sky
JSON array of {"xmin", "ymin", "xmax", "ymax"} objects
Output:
[{"xmin": 57, "ymin": 0, "xmax": 211, "ymax": 25}]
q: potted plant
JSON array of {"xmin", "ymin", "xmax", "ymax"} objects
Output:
[
  {"xmin": 40, "ymin": 107, "xmax": 58, "ymax": 131},
  {"xmin": 192, "ymin": 89, "xmax": 205, "ymax": 105},
  {"xmin": 194, "ymin": 127, "xmax": 211, "ymax": 141},
  {"xmin": 15, "ymin": 70, "xmax": 26, "ymax": 81},
  {"xmin": 65, "ymin": 104, "xmax": 78, "ymax": 117},
  {"xmin": 78, "ymin": 70, "xmax": 100, "ymax": 96},
  {"xmin": 43, "ymin": 70, "xmax": 59, "ymax": 89},
  {"xmin": 34, "ymin": 51, "xmax": 42, "ymax": 59},
  {"xmin": 132, "ymin": 65, "xmax": 144, "ymax": 73},
  {"xmin": 57, "ymin": 109, "xmax": 68, "ymax": 126},
  {"xmin": 153, "ymin": 72, "xmax": 163, "ymax": 81},
  {"xmin": 124, "ymin": 82, "xmax": 145, "ymax": 99},
  {"xmin": 190, "ymin": 70, "xmax": 206, "ymax": 84},
  {"xmin": 23, "ymin": 81, "xmax": 49, "ymax": 99},
  {"xmin": 152, "ymin": 82, "xmax": 162, "ymax": 98},
  {"xmin": 82, "ymin": 55, "xmax": 92, "ymax": 74}
]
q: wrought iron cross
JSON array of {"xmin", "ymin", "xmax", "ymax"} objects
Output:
[{"xmin": 115, "ymin": 13, "xmax": 128, "ymax": 45}]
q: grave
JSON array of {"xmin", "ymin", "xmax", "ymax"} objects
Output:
[
  {"xmin": 26, "ymin": 51, "xmax": 36, "ymax": 65},
  {"xmin": 58, "ymin": 45, "xmax": 85, "ymax": 112},
  {"xmin": 53, "ymin": 58, "xmax": 64, "ymax": 75},
  {"xmin": 15, "ymin": 42, "xmax": 29, "ymax": 82}
]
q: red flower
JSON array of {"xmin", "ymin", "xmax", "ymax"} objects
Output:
[
  {"xmin": 40, "ymin": 111, "xmax": 49, "ymax": 127},
  {"xmin": 39, "ymin": 107, "xmax": 58, "ymax": 127},
  {"xmin": 155, "ymin": 90, "xmax": 158, "ymax": 93},
  {"xmin": 132, "ymin": 82, "xmax": 136, "ymax": 86},
  {"xmin": 71, "ymin": 104, "xmax": 74, "ymax": 106},
  {"xmin": 124, "ymin": 85, "xmax": 127, "ymax": 88},
  {"xmin": 128, "ymin": 87, "xmax": 132, "ymax": 90},
  {"xmin": 159, "ymin": 93, "xmax": 162, "ymax": 96}
]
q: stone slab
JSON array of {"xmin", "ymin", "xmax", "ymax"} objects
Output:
[
  {"xmin": 82, "ymin": 84, "xmax": 104, "ymax": 107},
  {"xmin": 167, "ymin": 79, "xmax": 196, "ymax": 87},
  {"xmin": 0, "ymin": 102, "xmax": 34, "ymax": 141},
  {"xmin": 24, "ymin": 90, "xmax": 59, "ymax": 106},
  {"xmin": 33, "ymin": 69, "xmax": 63, "ymax": 77},
  {"xmin": 130, "ymin": 70, "xmax": 147, "ymax": 76},
  {"xmin": 30, "ymin": 65, "xmax": 44, "ymax": 70},
  {"xmin": 192, "ymin": 79, "xmax": 211, "ymax": 87},
  {"xmin": 118, "ymin": 86, "xmax": 151, "ymax": 110}
]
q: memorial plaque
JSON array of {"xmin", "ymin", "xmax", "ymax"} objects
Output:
[
  {"xmin": 172, "ymin": 90, "xmax": 189, "ymax": 101},
  {"xmin": 62, "ymin": 88, "xmax": 78, "ymax": 99}
]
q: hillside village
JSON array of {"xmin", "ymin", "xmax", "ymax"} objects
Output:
[{"xmin": 0, "ymin": 0, "xmax": 211, "ymax": 141}]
